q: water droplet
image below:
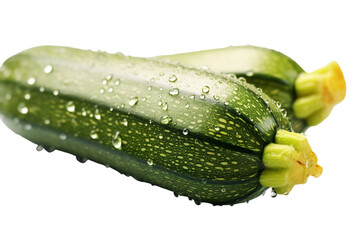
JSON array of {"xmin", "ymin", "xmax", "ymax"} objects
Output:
[
  {"xmin": 36, "ymin": 145, "xmax": 44, "ymax": 152},
  {"xmin": 257, "ymin": 87, "xmax": 263, "ymax": 93},
  {"xmin": 221, "ymin": 188, "xmax": 226, "ymax": 193},
  {"xmin": 213, "ymin": 95, "xmax": 220, "ymax": 100},
  {"xmin": 99, "ymin": 88, "xmax": 105, "ymax": 94},
  {"xmin": 276, "ymin": 101, "xmax": 281, "ymax": 108},
  {"xmin": 226, "ymin": 73, "xmax": 237, "ymax": 79},
  {"xmin": 246, "ymin": 71, "xmax": 254, "ymax": 77},
  {"xmin": 44, "ymin": 64, "xmax": 53, "ymax": 74},
  {"xmin": 18, "ymin": 103, "xmax": 28, "ymax": 114},
  {"xmin": 224, "ymin": 102, "xmax": 229, "ymax": 106},
  {"xmin": 53, "ymin": 90, "xmax": 59, "ymax": 96},
  {"xmin": 159, "ymin": 135, "xmax": 163, "ymax": 139},
  {"xmin": 27, "ymin": 77, "xmax": 36, "ymax": 85},
  {"xmin": 115, "ymin": 79, "xmax": 120, "ymax": 85},
  {"xmin": 169, "ymin": 75, "xmax": 177, "ymax": 82},
  {"xmin": 129, "ymin": 97, "xmax": 138, "ymax": 106},
  {"xmin": 105, "ymin": 73, "xmax": 113, "ymax": 80},
  {"xmin": 120, "ymin": 118, "xmax": 128, "ymax": 126},
  {"xmin": 25, "ymin": 124, "xmax": 32, "ymax": 130},
  {"xmin": 190, "ymin": 95, "xmax": 195, "ymax": 99},
  {"xmin": 102, "ymin": 80, "xmax": 108, "ymax": 85},
  {"xmin": 24, "ymin": 93, "xmax": 31, "ymax": 100},
  {"xmin": 90, "ymin": 130, "xmax": 99, "ymax": 139},
  {"xmin": 66, "ymin": 101, "xmax": 75, "ymax": 112},
  {"xmin": 238, "ymin": 77, "xmax": 247, "ymax": 83},
  {"xmin": 169, "ymin": 88, "xmax": 179, "ymax": 96},
  {"xmin": 199, "ymin": 94, "xmax": 206, "ymax": 100},
  {"xmin": 147, "ymin": 159, "xmax": 153, "ymax": 166},
  {"xmin": 280, "ymin": 108, "xmax": 287, "ymax": 117},
  {"xmin": 182, "ymin": 128, "xmax": 189, "ymax": 135},
  {"xmin": 108, "ymin": 87, "xmax": 113, "ymax": 93},
  {"xmin": 160, "ymin": 115, "xmax": 172, "ymax": 125},
  {"xmin": 76, "ymin": 156, "xmax": 88, "ymax": 163},
  {"xmin": 185, "ymin": 103, "xmax": 190, "ymax": 109},
  {"xmin": 271, "ymin": 189, "xmax": 277, "ymax": 198},
  {"xmin": 44, "ymin": 119, "xmax": 50, "ymax": 125},
  {"xmin": 94, "ymin": 110, "xmax": 101, "ymax": 120},
  {"xmin": 59, "ymin": 134, "xmax": 67, "ymax": 140},
  {"xmin": 214, "ymin": 125, "xmax": 220, "ymax": 131},
  {"xmin": 112, "ymin": 131, "xmax": 122, "ymax": 150},
  {"xmin": 202, "ymin": 85, "xmax": 210, "ymax": 94},
  {"xmin": 162, "ymin": 102, "xmax": 168, "ymax": 111},
  {"xmin": 39, "ymin": 87, "xmax": 45, "ymax": 92}
]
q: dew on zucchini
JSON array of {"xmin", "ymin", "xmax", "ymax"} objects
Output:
[
  {"xmin": 59, "ymin": 133, "xmax": 67, "ymax": 140},
  {"xmin": 112, "ymin": 131, "xmax": 122, "ymax": 150},
  {"xmin": 94, "ymin": 109, "xmax": 101, "ymax": 120},
  {"xmin": 169, "ymin": 88, "xmax": 179, "ymax": 96},
  {"xmin": 128, "ymin": 97, "xmax": 138, "ymax": 106},
  {"xmin": 202, "ymin": 85, "xmax": 210, "ymax": 93},
  {"xmin": 66, "ymin": 101, "xmax": 75, "ymax": 112},
  {"xmin": 43, "ymin": 64, "xmax": 53, "ymax": 74},
  {"xmin": 160, "ymin": 115, "xmax": 172, "ymax": 125},
  {"xmin": 105, "ymin": 73, "xmax": 113, "ymax": 81},
  {"xmin": 27, "ymin": 77, "xmax": 36, "ymax": 85},
  {"xmin": 36, "ymin": 145, "xmax": 44, "ymax": 152},
  {"xmin": 169, "ymin": 75, "xmax": 177, "ymax": 82},
  {"xmin": 24, "ymin": 93, "xmax": 31, "ymax": 100},
  {"xmin": 90, "ymin": 130, "xmax": 99, "ymax": 139},
  {"xmin": 17, "ymin": 103, "xmax": 28, "ymax": 114},
  {"xmin": 76, "ymin": 156, "xmax": 88, "ymax": 163}
]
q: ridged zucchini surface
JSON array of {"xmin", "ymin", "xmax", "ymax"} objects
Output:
[{"xmin": 0, "ymin": 46, "xmax": 294, "ymax": 205}]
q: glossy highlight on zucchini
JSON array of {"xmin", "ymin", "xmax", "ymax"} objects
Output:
[
  {"xmin": 0, "ymin": 46, "xmax": 322, "ymax": 205},
  {"xmin": 156, "ymin": 46, "xmax": 346, "ymax": 132}
]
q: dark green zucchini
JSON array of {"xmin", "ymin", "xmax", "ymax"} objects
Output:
[
  {"xmin": 0, "ymin": 46, "xmax": 322, "ymax": 205},
  {"xmin": 156, "ymin": 46, "xmax": 346, "ymax": 132}
]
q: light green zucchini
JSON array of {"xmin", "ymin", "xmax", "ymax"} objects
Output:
[{"xmin": 0, "ymin": 46, "xmax": 322, "ymax": 205}]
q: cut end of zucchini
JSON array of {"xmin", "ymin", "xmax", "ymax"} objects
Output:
[
  {"xmin": 259, "ymin": 129, "xmax": 322, "ymax": 195},
  {"xmin": 293, "ymin": 61, "xmax": 346, "ymax": 126}
]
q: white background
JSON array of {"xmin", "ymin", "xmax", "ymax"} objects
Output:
[{"xmin": 1, "ymin": 1, "xmax": 359, "ymax": 239}]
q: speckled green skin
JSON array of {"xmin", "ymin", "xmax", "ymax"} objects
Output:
[
  {"xmin": 156, "ymin": 46, "xmax": 307, "ymax": 132},
  {"xmin": 0, "ymin": 46, "xmax": 292, "ymax": 205}
]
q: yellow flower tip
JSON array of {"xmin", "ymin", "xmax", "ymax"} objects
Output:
[
  {"xmin": 293, "ymin": 61, "xmax": 346, "ymax": 126},
  {"xmin": 259, "ymin": 130, "xmax": 322, "ymax": 195},
  {"xmin": 322, "ymin": 61, "xmax": 346, "ymax": 105}
]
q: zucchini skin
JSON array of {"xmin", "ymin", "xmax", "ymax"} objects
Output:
[
  {"xmin": 0, "ymin": 46, "xmax": 292, "ymax": 205},
  {"xmin": 156, "ymin": 46, "xmax": 307, "ymax": 132}
]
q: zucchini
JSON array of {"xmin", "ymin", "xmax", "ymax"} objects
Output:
[
  {"xmin": 0, "ymin": 46, "xmax": 322, "ymax": 205},
  {"xmin": 156, "ymin": 46, "xmax": 346, "ymax": 132}
]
